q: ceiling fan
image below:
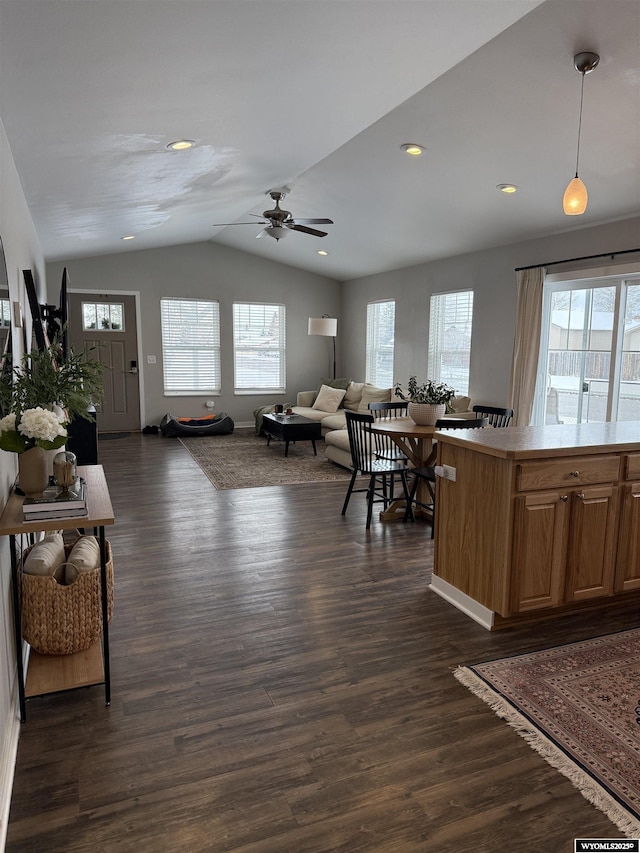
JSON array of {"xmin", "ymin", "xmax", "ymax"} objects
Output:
[{"xmin": 212, "ymin": 188, "xmax": 333, "ymax": 241}]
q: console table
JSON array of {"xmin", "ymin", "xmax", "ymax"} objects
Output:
[{"xmin": 0, "ymin": 464, "xmax": 115, "ymax": 721}]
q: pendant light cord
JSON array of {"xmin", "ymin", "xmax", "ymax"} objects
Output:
[{"xmin": 574, "ymin": 71, "xmax": 586, "ymax": 178}]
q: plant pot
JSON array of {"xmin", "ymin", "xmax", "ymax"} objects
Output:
[
  {"xmin": 407, "ymin": 402, "xmax": 445, "ymax": 426},
  {"xmin": 18, "ymin": 446, "xmax": 49, "ymax": 499}
]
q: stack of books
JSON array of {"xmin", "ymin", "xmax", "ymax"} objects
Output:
[{"xmin": 22, "ymin": 478, "xmax": 88, "ymax": 521}]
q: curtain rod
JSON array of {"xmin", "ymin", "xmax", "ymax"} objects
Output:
[{"xmin": 514, "ymin": 247, "xmax": 640, "ymax": 272}]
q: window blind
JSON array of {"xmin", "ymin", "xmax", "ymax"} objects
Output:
[
  {"xmin": 233, "ymin": 302, "xmax": 285, "ymax": 393},
  {"xmin": 366, "ymin": 300, "xmax": 395, "ymax": 387},
  {"xmin": 428, "ymin": 290, "xmax": 474, "ymax": 394},
  {"xmin": 161, "ymin": 298, "xmax": 221, "ymax": 395}
]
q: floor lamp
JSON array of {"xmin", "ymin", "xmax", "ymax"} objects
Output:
[{"xmin": 308, "ymin": 315, "xmax": 337, "ymax": 379}]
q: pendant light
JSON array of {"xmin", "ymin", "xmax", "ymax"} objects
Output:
[{"xmin": 563, "ymin": 51, "xmax": 599, "ymax": 216}]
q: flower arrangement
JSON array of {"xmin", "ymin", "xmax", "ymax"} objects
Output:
[
  {"xmin": 0, "ymin": 407, "xmax": 67, "ymax": 454},
  {"xmin": 0, "ymin": 336, "xmax": 104, "ymax": 455},
  {"xmin": 394, "ymin": 376, "xmax": 456, "ymax": 406}
]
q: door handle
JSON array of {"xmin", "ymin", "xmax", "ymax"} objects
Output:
[{"xmin": 129, "ymin": 360, "xmax": 138, "ymax": 374}]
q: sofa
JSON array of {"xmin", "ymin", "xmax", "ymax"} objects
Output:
[{"xmin": 292, "ymin": 379, "xmax": 473, "ymax": 470}]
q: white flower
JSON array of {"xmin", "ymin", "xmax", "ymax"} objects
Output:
[
  {"xmin": 18, "ymin": 408, "xmax": 67, "ymax": 443},
  {"xmin": 0, "ymin": 413, "xmax": 17, "ymax": 434}
]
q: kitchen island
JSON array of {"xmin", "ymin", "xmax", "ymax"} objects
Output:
[{"xmin": 431, "ymin": 422, "xmax": 640, "ymax": 629}]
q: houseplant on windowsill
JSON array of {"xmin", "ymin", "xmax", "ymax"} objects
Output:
[
  {"xmin": 394, "ymin": 376, "xmax": 456, "ymax": 425},
  {"xmin": 0, "ymin": 337, "xmax": 104, "ymax": 498}
]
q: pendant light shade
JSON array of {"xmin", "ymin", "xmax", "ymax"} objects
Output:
[
  {"xmin": 563, "ymin": 176, "xmax": 588, "ymax": 216},
  {"xmin": 562, "ymin": 51, "xmax": 599, "ymax": 216}
]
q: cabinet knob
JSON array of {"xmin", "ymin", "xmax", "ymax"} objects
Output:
[
  {"xmin": 570, "ymin": 470, "xmax": 580, "ymax": 477},
  {"xmin": 577, "ymin": 492, "xmax": 585, "ymax": 500},
  {"xmin": 560, "ymin": 495, "xmax": 568, "ymax": 502}
]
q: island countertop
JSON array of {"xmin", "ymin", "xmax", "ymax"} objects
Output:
[{"xmin": 434, "ymin": 421, "xmax": 640, "ymax": 461}]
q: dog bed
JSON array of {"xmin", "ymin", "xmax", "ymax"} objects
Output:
[{"xmin": 159, "ymin": 412, "xmax": 234, "ymax": 437}]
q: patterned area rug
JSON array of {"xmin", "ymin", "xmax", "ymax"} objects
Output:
[
  {"xmin": 455, "ymin": 629, "xmax": 640, "ymax": 837},
  {"xmin": 179, "ymin": 428, "xmax": 352, "ymax": 489}
]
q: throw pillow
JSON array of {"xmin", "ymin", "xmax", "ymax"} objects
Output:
[
  {"xmin": 311, "ymin": 377, "xmax": 351, "ymax": 405},
  {"xmin": 450, "ymin": 395, "xmax": 471, "ymax": 413},
  {"xmin": 343, "ymin": 381, "xmax": 365, "ymax": 411},
  {"xmin": 313, "ymin": 384, "xmax": 347, "ymax": 413},
  {"xmin": 320, "ymin": 377, "xmax": 351, "ymax": 391},
  {"xmin": 23, "ymin": 533, "xmax": 66, "ymax": 583},
  {"xmin": 358, "ymin": 384, "xmax": 392, "ymax": 413},
  {"xmin": 65, "ymin": 536, "xmax": 101, "ymax": 585}
]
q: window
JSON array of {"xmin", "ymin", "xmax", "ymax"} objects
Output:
[
  {"xmin": 0, "ymin": 299, "xmax": 10, "ymax": 328},
  {"xmin": 427, "ymin": 290, "xmax": 474, "ymax": 394},
  {"xmin": 366, "ymin": 300, "xmax": 395, "ymax": 387},
  {"xmin": 233, "ymin": 302, "xmax": 285, "ymax": 393},
  {"xmin": 82, "ymin": 302, "xmax": 124, "ymax": 331},
  {"xmin": 160, "ymin": 298, "xmax": 221, "ymax": 395},
  {"xmin": 532, "ymin": 266, "xmax": 640, "ymax": 425}
]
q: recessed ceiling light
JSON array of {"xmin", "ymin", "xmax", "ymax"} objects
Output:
[
  {"xmin": 317, "ymin": 250, "xmax": 329, "ymax": 256},
  {"xmin": 166, "ymin": 139, "xmax": 195, "ymax": 151},
  {"xmin": 401, "ymin": 143, "xmax": 424, "ymax": 156},
  {"xmin": 121, "ymin": 235, "xmax": 135, "ymax": 241},
  {"xmin": 497, "ymin": 183, "xmax": 518, "ymax": 194}
]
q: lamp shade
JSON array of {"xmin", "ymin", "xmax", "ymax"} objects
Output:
[
  {"xmin": 262, "ymin": 226, "xmax": 289, "ymax": 240},
  {"xmin": 563, "ymin": 176, "xmax": 588, "ymax": 215},
  {"xmin": 308, "ymin": 317, "xmax": 337, "ymax": 337}
]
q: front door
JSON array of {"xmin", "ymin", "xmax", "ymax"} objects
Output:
[{"xmin": 67, "ymin": 292, "xmax": 141, "ymax": 432}]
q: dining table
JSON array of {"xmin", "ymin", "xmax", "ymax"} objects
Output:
[{"xmin": 369, "ymin": 416, "xmax": 439, "ymax": 522}]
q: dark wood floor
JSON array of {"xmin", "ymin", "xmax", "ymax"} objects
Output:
[{"xmin": 6, "ymin": 434, "xmax": 637, "ymax": 852}]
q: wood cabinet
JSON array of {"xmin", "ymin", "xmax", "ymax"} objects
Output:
[{"xmin": 432, "ymin": 423, "xmax": 640, "ymax": 629}]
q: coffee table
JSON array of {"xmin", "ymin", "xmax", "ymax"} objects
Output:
[{"xmin": 262, "ymin": 413, "xmax": 321, "ymax": 457}]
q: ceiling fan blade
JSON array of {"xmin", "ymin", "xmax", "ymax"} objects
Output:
[
  {"xmin": 289, "ymin": 218, "xmax": 333, "ymax": 225},
  {"xmin": 287, "ymin": 224, "xmax": 328, "ymax": 238},
  {"xmin": 212, "ymin": 221, "xmax": 267, "ymax": 226}
]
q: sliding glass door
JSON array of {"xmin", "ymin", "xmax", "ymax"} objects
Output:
[{"xmin": 533, "ymin": 269, "xmax": 640, "ymax": 425}]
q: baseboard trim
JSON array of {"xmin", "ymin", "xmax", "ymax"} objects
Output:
[
  {"xmin": 0, "ymin": 648, "xmax": 26, "ymax": 852},
  {"xmin": 429, "ymin": 575, "xmax": 494, "ymax": 630}
]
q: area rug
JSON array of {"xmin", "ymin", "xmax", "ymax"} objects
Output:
[
  {"xmin": 178, "ymin": 428, "xmax": 352, "ymax": 490},
  {"xmin": 455, "ymin": 628, "xmax": 640, "ymax": 837}
]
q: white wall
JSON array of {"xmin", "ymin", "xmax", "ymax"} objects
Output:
[
  {"xmin": 0, "ymin": 117, "xmax": 46, "ymax": 850},
  {"xmin": 341, "ymin": 216, "xmax": 640, "ymax": 406},
  {"xmin": 47, "ymin": 243, "xmax": 341, "ymax": 426}
]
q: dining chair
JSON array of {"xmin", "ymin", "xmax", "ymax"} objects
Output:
[
  {"xmin": 368, "ymin": 401, "xmax": 409, "ymax": 463},
  {"xmin": 404, "ymin": 416, "xmax": 488, "ymax": 536},
  {"xmin": 471, "ymin": 404, "xmax": 513, "ymax": 428},
  {"xmin": 342, "ymin": 410, "xmax": 412, "ymax": 530}
]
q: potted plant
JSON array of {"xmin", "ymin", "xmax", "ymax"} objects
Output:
[
  {"xmin": 0, "ymin": 337, "xmax": 104, "ymax": 497},
  {"xmin": 394, "ymin": 376, "xmax": 456, "ymax": 425}
]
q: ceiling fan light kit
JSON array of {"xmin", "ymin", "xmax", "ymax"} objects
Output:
[
  {"xmin": 212, "ymin": 188, "xmax": 333, "ymax": 241},
  {"xmin": 563, "ymin": 50, "xmax": 599, "ymax": 216}
]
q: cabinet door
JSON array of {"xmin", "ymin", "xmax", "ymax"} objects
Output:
[
  {"xmin": 511, "ymin": 491, "xmax": 568, "ymax": 612},
  {"xmin": 616, "ymin": 482, "xmax": 640, "ymax": 592},
  {"xmin": 565, "ymin": 485, "xmax": 618, "ymax": 602}
]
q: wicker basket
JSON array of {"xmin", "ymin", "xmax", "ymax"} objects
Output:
[{"xmin": 21, "ymin": 538, "xmax": 114, "ymax": 655}]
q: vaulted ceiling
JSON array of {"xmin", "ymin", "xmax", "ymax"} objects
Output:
[{"xmin": 1, "ymin": 0, "xmax": 638, "ymax": 280}]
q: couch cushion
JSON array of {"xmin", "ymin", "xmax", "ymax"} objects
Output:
[
  {"xmin": 343, "ymin": 381, "xmax": 365, "ymax": 411},
  {"xmin": 321, "ymin": 412, "xmax": 347, "ymax": 431},
  {"xmin": 313, "ymin": 384, "xmax": 346, "ymax": 413},
  {"xmin": 324, "ymin": 429, "xmax": 351, "ymax": 452},
  {"xmin": 358, "ymin": 384, "xmax": 392, "ymax": 413},
  {"xmin": 290, "ymin": 407, "xmax": 326, "ymax": 422}
]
